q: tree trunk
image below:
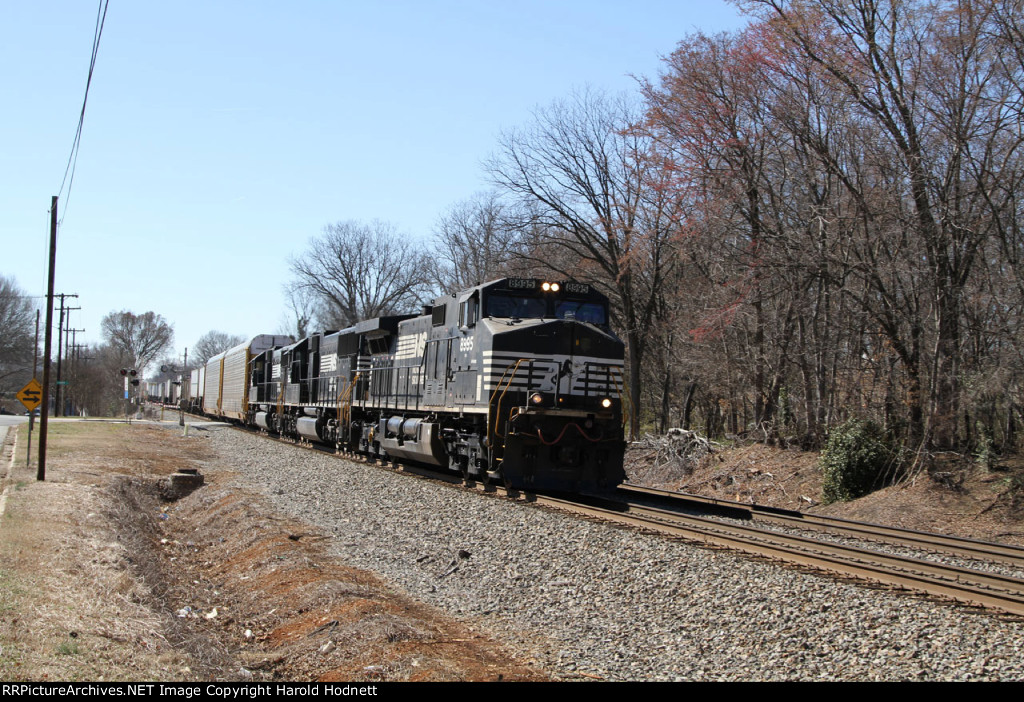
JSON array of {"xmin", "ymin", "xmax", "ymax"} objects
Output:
[{"xmin": 681, "ymin": 380, "xmax": 697, "ymax": 431}]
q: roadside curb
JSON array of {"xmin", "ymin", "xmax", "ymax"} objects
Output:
[{"xmin": 0, "ymin": 425, "xmax": 16, "ymax": 518}]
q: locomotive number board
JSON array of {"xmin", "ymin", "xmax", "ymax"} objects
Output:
[{"xmin": 506, "ymin": 278, "xmax": 538, "ymax": 290}]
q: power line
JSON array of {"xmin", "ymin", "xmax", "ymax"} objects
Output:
[{"xmin": 56, "ymin": 0, "xmax": 111, "ymax": 226}]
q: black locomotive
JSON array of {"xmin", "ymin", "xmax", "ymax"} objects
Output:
[{"xmin": 220, "ymin": 278, "xmax": 626, "ymax": 492}]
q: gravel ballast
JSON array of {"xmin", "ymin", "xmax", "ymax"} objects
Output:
[{"xmin": 200, "ymin": 425, "xmax": 1024, "ymax": 681}]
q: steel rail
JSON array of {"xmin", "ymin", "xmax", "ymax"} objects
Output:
[{"xmin": 620, "ymin": 483, "xmax": 1024, "ymax": 567}]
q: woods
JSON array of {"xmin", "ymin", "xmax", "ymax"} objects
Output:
[
  {"xmin": 528, "ymin": 0, "xmax": 1024, "ymax": 458},
  {"xmin": 638, "ymin": 0, "xmax": 1024, "ymax": 454}
]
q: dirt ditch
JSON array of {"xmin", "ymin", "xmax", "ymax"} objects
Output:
[{"xmin": 0, "ymin": 421, "xmax": 546, "ymax": 682}]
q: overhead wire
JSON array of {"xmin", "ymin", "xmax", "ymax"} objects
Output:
[{"xmin": 56, "ymin": 0, "xmax": 110, "ymax": 228}]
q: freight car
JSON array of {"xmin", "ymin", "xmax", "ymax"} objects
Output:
[
  {"xmin": 200, "ymin": 334, "xmax": 293, "ymax": 421},
  {"xmin": 208, "ymin": 278, "xmax": 627, "ymax": 493}
]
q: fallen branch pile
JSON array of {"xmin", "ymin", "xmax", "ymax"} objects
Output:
[{"xmin": 627, "ymin": 428, "xmax": 720, "ymax": 485}]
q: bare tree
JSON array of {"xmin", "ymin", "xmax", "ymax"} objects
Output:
[
  {"xmin": 74, "ymin": 343, "xmax": 133, "ymax": 416},
  {"xmin": 290, "ymin": 220, "xmax": 433, "ymax": 328},
  {"xmin": 100, "ymin": 310, "xmax": 174, "ymax": 376},
  {"xmin": 192, "ymin": 330, "xmax": 247, "ymax": 365},
  {"xmin": 628, "ymin": 0, "xmax": 1024, "ymax": 455},
  {"xmin": 489, "ymin": 89, "xmax": 684, "ymax": 438},
  {"xmin": 0, "ymin": 275, "xmax": 36, "ymax": 405},
  {"xmin": 278, "ymin": 283, "xmax": 327, "ymax": 340},
  {"xmin": 430, "ymin": 191, "xmax": 521, "ymax": 291}
]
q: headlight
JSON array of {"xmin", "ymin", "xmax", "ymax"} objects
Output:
[
  {"xmin": 530, "ymin": 392, "xmax": 545, "ymax": 405},
  {"xmin": 601, "ymin": 397, "xmax": 613, "ymax": 409}
]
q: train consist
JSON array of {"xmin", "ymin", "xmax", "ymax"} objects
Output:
[{"xmin": 182, "ymin": 278, "xmax": 628, "ymax": 493}]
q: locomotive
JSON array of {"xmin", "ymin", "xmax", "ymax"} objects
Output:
[{"xmin": 197, "ymin": 278, "xmax": 627, "ymax": 493}]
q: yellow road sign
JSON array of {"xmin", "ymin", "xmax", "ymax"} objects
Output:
[{"xmin": 17, "ymin": 378, "xmax": 43, "ymax": 412}]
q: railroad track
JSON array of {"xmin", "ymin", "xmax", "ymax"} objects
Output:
[
  {"xmin": 620, "ymin": 483, "xmax": 1024, "ymax": 567},
  {"xmin": 540, "ymin": 487, "xmax": 1024, "ymax": 619},
  {"xmin": 217, "ymin": 420, "xmax": 1024, "ymax": 618}
]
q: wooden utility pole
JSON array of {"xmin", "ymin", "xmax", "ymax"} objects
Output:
[
  {"xmin": 26, "ymin": 310, "xmax": 39, "ymax": 468},
  {"xmin": 179, "ymin": 347, "xmax": 188, "ymax": 427},
  {"xmin": 39, "ymin": 196, "xmax": 57, "ymax": 481},
  {"xmin": 66, "ymin": 327, "xmax": 84, "ymax": 416},
  {"xmin": 54, "ymin": 295, "xmax": 79, "ymax": 416}
]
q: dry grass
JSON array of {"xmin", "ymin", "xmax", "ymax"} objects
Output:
[{"xmin": 0, "ymin": 428, "xmax": 195, "ymax": 680}]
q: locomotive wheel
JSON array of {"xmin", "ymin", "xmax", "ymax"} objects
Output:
[
  {"xmin": 484, "ymin": 468, "xmax": 506, "ymax": 489},
  {"xmin": 450, "ymin": 452, "xmax": 472, "ymax": 484},
  {"xmin": 478, "ymin": 460, "xmax": 498, "ymax": 488}
]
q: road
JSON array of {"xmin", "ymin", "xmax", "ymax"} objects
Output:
[{"xmin": 0, "ymin": 415, "xmax": 28, "ymax": 447}]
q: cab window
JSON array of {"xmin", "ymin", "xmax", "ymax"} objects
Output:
[
  {"xmin": 485, "ymin": 294, "xmax": 547, "ymax": 319},
  {"xmin": 555, "ymin": 301, "xmax": 607, "ymax": 325},
  {"xmin": 459, "ymin": 293, "xmax": 479, "ymax": 328}
]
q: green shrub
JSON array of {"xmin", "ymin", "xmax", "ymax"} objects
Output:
[{"xmin": 820, "ymin": 418, "xmax": 897, "ymax": 504}]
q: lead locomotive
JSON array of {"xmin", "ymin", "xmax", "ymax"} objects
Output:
[{"xmin": 206, "ymin": 278, "xmax": 627, "ymax": 493}]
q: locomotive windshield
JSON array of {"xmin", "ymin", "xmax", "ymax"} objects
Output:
[
  {"xmin": 485, "ymin": 292, "xmax": 607, "ymax": 325},
  {"xmin": 485, "ymin": 295, "xmax": 547, "ymax": 319},
  {"xmin": 555, "ymin": 300, "xmax": 607, "ymax": 325}
]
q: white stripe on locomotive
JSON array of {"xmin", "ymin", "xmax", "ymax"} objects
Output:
[{"xmin": 481, "ymin": 351, "xmax": 624, "ymax": 395}]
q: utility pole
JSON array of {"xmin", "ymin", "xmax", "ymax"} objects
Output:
[
  {"xmin": 55, "ymin": 299, "xmax": 65, "ymax": 416},
  {"xmin": 179, "ymin": 347, "xmax": 188, "ymax": 427},
  {"xmin": 65, "ymin": 327, "xmax": 84, "ymax": 416},
  {"xmin": 26, "ymin": 310, "xmax": 40, "ymax": 468},
  {"xmin": 39, "ymin": 196, "xmax": 57, "ymax": 482},
  {"xmin": 54, "ymin": 294, "xmax": 79, "ymax": 417}
]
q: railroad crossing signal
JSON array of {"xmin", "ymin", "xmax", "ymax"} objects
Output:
[{"xmin": 16, "ymin": 378, "xmax": 43, "ymax": 412}]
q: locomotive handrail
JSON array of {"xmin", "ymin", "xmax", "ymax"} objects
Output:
[
  {"xmin": 336, "ymin": 372, "xmax": 362, "ymax": 441},
  {"xmin": 276, "ymin": 377, "xmax": 285, "ymax": 427},
  {"xmin": 488, "ymin": 358, "xmax": 531, "ymax": 466},
  {"xmin": 607, "ymin": 365, "xmax": 632, "ymax": 434},
  {"xmin": 489, "ymin": 357, "xmax": 558, "ymax": 439},
  {"xmin": 366, "ymin": 358, "xmax": 426, "ymax": 413},
  {"xmin": 579, "ymin": 361, "xmax": 617, "ymax": 397},
  {"xmin": 489, "ymin": 358, "xmax": 526, "ymax": 434}
]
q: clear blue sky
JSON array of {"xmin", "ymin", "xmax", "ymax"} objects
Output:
[{"xmin": 2, "ymin": 1, "xmax": 747, "ymax": 367}]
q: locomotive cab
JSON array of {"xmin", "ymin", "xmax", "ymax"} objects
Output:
[
  {"xmin": 476, "ymin": 279, "xmax": 626, "ymax": 491},
  {"xmin": 415, "ymin": 278, "xmax": 627, "ymax": 491}
]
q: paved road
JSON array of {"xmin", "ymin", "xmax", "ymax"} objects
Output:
[
  {"xmin": 0, "ymin": 416, "xmax": 28, "ymax": 515},
  {"xmin": 0, "ymin": 416, "xmax": 29, "ymax": 427},
  {"xmin": 0, "ymin": 416, "xmax": 29, "ymax": 449}
]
